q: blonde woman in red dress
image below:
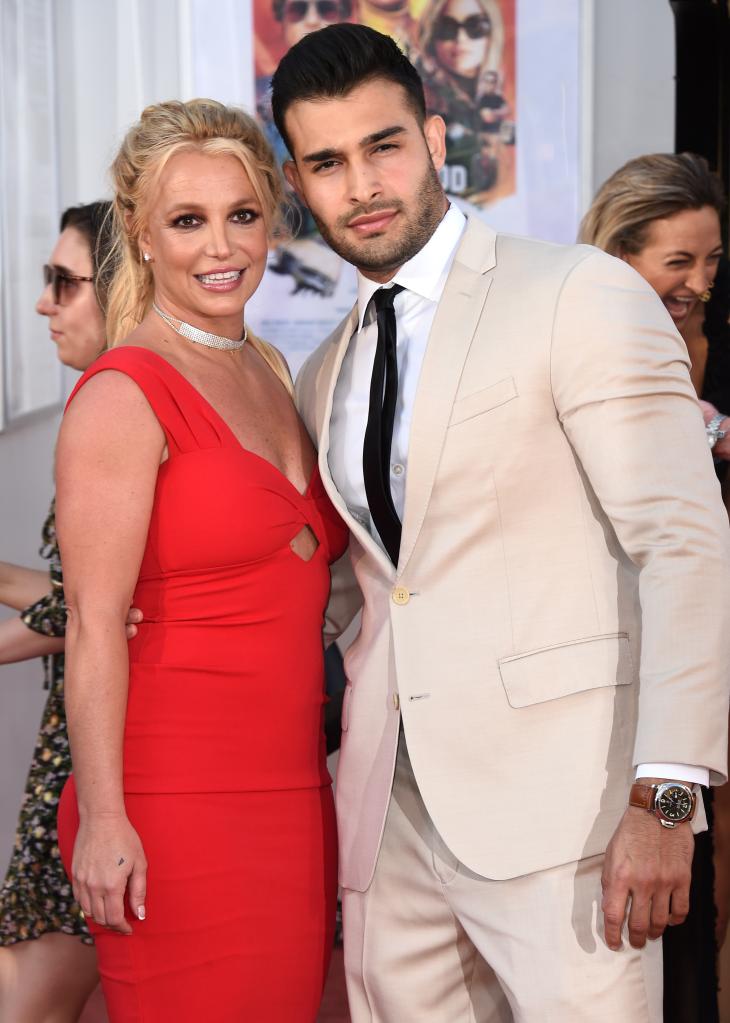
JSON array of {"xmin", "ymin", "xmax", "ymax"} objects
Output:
[{"xmin": 56, "ymin": 99, "xmax": 348, "ymax": 1022}]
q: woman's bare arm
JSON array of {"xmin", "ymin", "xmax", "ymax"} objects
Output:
[
  {"xmin": 56, "ymin": 369, "xmax": 165, "ymax": 934},
  {"xmin": 0, "ymin": 563, "xmax": 51, "ymax": 611},
  {"xmin": 0, "ymin": 615, "xmax": 65, "ymax": 664}
]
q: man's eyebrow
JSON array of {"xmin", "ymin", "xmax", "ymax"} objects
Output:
[
  {"xmin": 361, "ymin": 125, "xmax": 406, "ymax": 147},
  {"xmin": 302, "ymin": 125, "xmax": 407, "ymax": 164}
]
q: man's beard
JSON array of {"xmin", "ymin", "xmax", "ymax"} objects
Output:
[{"xmin": 308, "ymin": 161, "xmax": 446, "ymax": 276}]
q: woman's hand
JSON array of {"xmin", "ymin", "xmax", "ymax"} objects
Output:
[
  {"xmin": 72, "ymin": 813, "xmax": 147, "ymax": 935},
  {"xmin": 698, "ymin": 400, "xmax": 730, "ymax": 460}
]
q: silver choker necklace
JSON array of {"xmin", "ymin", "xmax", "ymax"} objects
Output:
[{"xmin": 152, "ymin": 303, "xmax": 247, "ymax": 351}]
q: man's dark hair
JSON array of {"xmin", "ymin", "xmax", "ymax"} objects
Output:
[{"xmin": 271, "ymin": 24, "xmax": 426, "ymax": 155}]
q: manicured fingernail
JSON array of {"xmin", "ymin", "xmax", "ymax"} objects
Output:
[{"xmin": 137, "ymin": 906, "xmax": 146, "ymax": 921}]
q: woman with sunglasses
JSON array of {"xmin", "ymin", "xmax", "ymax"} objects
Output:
[
  {"xmin": 415, "ymin": 0, "xmax": 504, "ymax": 193},
  {"xmin": 0, "ymin": 201, "xmax": 124, "ymax": 1022},
  {"xmin": 273, "ymin": 0, "xmax": 352, "ymax": 48}
]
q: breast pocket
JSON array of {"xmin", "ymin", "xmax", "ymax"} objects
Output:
[{"xmin": 448, "ymin": 376, "xmax": 518, "ymax": 427}]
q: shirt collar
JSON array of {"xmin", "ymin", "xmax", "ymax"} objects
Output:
[{"xmin": 355, "ymin": 203, "xmax": 467, "ymax": 331}]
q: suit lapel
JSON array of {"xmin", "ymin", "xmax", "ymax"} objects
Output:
[
  {"xmin": 398, "ymin": 217, "xmax": 497, "ymax": 577},
  {"xmin": 316, "ymin": 308, "xmax": 396, "ymax": 577}
]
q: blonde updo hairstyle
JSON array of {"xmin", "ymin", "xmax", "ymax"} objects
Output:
[
  {"xmin": 579, "ymin": 152, "xmax": 725, "ymax": 257},
  {"xmin": 104, "ymin": 98, "xmax": 292, "ymax": 388}
]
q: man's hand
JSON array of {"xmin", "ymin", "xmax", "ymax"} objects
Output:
[
  {"xmin": 601, "ymin": 805, "xmax": 694, "ymax": 951},
  {"xmin": 125, "ymin": 607, "xmax": 142, "ymax": 640}
]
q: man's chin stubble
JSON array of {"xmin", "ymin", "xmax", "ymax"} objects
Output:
[
  {"xmin": 340, "ymin": 237, "xmax": 417, "ymax": 274},
  {"xmin": 309, "ymin": 165, "xmax": 447, "ymax": 272},
  {"xmin": 312, "ymin": 219, "xmax": 441, "ymax": 274}
]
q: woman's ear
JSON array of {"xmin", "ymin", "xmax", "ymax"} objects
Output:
[
  {"xmin": 128, "ymin": 210, "xmax": 151, "ymax": 262},
  {"xmin": 138, "ymin": 226, "xmax": 152, "ymax": 263}
]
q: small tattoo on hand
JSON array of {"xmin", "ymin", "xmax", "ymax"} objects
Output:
[{"xmin": 117, "ymin": 857, "xmax": 125, "ymax": 866}]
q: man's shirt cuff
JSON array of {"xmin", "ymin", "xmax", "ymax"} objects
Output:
[{"xmin": 635, "ymin": 763, "xmax": 709, "ymax": 786}]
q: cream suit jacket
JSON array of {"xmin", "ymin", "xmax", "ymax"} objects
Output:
[{"xmin": 295, "ymin": 216, "xmax": 730, "ymax": 891}]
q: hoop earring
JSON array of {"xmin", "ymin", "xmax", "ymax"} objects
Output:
[{"xmin": 700, "ymin": 282, "xmax": 714, "ymax": 303}]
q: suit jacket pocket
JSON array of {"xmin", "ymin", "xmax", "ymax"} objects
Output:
[
  {"xmin": 448, "ymin": 376, "xmax": 518, "ymax": 426},
  {"xmin": 498, "ymin": 633, "xmax": 633, "ymax": 708}
]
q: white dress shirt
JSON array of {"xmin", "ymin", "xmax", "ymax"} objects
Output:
[
  {"xmin": 327, "ymin": 203, "xmax": 708, "ymax": 789},
  {"xmin": 328, "ymin": 203, "xmax": 466, "ymax": 535}
]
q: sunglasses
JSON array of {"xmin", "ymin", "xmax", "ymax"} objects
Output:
[
  {"xmin": 43, "ymin": 264, "xmax": 95, "ymax": 306},
  {"xmin": 282, "ymin": 0, "xmax": 342, "ymax": 23},
  {"xmin": 433, "ymin": 13, "xmax": 492, "ymax": 41}
]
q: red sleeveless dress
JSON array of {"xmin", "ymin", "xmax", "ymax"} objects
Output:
[{"xmin": 57, "ymin": 346, "xmax": 348, "ymax": 1022}]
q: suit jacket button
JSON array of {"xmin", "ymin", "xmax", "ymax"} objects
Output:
[
  {"xmin": 392, "ymin": 586, "xmax": 410, "ymax": 605},
  {"xmin": 393, "ymin": 693, "xmax": 400, "ymax": 710}
]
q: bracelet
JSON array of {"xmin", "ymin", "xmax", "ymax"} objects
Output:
[{"xmin": 706, "ymin": 412, "xmax": 727, "ymax": 449}]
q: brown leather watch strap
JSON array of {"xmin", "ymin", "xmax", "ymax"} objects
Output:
[{"xmin": 629, "ymin": 783, "xmax": 655, "ymax": 811}]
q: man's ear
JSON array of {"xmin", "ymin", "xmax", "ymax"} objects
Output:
[
  {"xmin": 283, "ymin": 159, "xmax": 306, "ymax": 205},
  {"xmin": 423, "ymin": 115, "xmax": 447, "ymax": 173}
]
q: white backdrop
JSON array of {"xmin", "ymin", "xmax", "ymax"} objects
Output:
[{"xmin": 0, "ymin": 0, "xmax": 62, "ymax": 426}]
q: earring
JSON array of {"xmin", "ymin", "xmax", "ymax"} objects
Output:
[
  {"xmin": 143, "ymin": 251, "xmax": 151, "ymax": 263},
  {"xmin": 700, "ymin": 281, "xmax": 714, "ymax": 303}
]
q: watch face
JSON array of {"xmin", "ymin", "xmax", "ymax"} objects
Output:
[{"xmin": 657, "ymin": 785, "xmax": 693, "ymax": 822}]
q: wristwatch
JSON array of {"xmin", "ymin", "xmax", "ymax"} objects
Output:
[
  {"xmin": 629, "ymin": 781, "xmax": 697, "ymax": 829},
  {"xmin": 706, "ymin": 412, "xmax": 727, "ymax": 449}
]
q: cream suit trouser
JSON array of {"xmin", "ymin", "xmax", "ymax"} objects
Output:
[{"xmin": 342, "ymin": 732, "xmax": 662, "ymax": 1022}]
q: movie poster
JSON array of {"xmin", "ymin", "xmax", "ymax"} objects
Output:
[
  {"xmin": 237, "ymin": 0, "xmax": 579, "ymax": 373},
  {"xmin": 254, "ymin": 0, "xmax": 516, "ymax": 207}
]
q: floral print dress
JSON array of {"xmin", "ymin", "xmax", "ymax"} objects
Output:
[{"xmin": 0, "ymin": 499, "xmax": 91, "ymax": 944}]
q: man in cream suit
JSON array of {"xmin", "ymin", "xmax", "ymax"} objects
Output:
[{"xmin": 271, "ymin": 25, "xmax": 730, "ymax": 1021}]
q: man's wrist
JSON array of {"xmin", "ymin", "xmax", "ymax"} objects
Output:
[{"xmin": 629, "ymin": 779, "xmax": 698, "ymax": 827}]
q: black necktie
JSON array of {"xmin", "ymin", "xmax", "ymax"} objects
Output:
[{"xmin": 363, "ymin": 284, "xmax": 404, "ymax": 566}]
